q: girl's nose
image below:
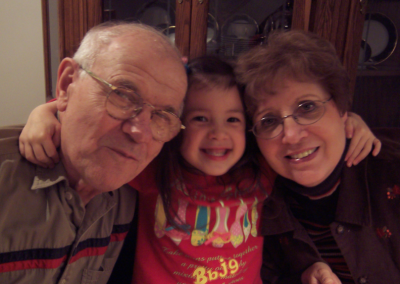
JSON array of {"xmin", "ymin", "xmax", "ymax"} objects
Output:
[{"xmin": 207, "ymin": 124, "xmax": 228, "ymax": 140}]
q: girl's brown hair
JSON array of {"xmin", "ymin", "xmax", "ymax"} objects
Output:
[{"xmin": 155, "ymin": 56, "xmax": 263, "ymax": 231}]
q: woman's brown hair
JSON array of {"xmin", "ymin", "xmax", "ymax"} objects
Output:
[{"xmin": 235, "ymin": 30, "xmax": 351, "ymax": 119}]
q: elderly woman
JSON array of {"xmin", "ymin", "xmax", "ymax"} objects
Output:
[{"xmin": 236, "ymin": 30, "xmax": 400, "ymax": 283}]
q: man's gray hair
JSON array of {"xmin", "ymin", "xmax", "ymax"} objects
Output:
[{"xmin": 73, "ymin": 21, "xmax": 181, "ymax": 72}]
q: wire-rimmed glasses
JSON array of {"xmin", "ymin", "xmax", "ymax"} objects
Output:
[{"xmin": 251, "ymin": 98, "xmax": 332, "ymax": 140}]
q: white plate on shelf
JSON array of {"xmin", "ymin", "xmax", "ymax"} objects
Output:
[
  {"xmin": 136, "ymin": 1, "xmax": 173, "ymax": 30},
  {"xmin": 362, "ymin": 13, "xmax": 397, "ymax": 65}
]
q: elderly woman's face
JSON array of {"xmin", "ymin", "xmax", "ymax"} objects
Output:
[{"xmin": 253, "ymin": 80, "xmax": 347, "ymax": 187}]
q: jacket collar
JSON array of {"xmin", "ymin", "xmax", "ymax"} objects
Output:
[{"xmin": 261, "ymin": 158, "xmax": 371, "ymax": 236}]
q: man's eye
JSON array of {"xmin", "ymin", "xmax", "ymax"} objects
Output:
[
  {"xmin": 298, "ymin": 101, "xmax": 317, "ymax": 113},
  {"xmin": 154, "ymin": 111, "xmax": 172, "ymax": 123},
  {"xmin": 114, "ymin": 88, "xmax": 141, "ymax": 104},
  {"xmin": 260, "ymin": 117, "xmax": 279, "ymax": 128}
]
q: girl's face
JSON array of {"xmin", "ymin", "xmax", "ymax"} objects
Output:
[{"xmin": 180, "ymin": 86, "xmax": 246, "ymax": 176}]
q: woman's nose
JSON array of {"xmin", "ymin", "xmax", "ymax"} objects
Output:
[{"xmin": 281, "ymin": 117, "xmax": 306, "ymax": 144}]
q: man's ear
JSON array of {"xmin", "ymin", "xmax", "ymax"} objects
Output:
[{"xmin": 56, "ymin": 58, "xmax": 79, "ymax": 112}]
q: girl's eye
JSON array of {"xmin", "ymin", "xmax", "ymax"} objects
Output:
[
  {"xmin": 227, "ymin": 117, "xmax": 240, "ymax": 123},
  {"xmin": 192, "ymin": 116, "xmax": 207, "ymax": 122}
]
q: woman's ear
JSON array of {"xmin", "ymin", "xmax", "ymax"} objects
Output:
[
  {"xmin": 55, "ymin": 58, "xmax": 79, "ymax": 112},
  {"xmin": 341, "ymin": 111, "xmax": 348, "ymax": 122}
]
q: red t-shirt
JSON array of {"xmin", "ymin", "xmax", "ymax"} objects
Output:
[{"xmin": 129, "ymin": 161, "xmax": 274, "ymax": 284}]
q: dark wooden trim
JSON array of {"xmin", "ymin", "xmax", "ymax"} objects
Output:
[
  {"xmin": 309, "ymin": 0, "xmax": 365, "ymax": 96},
  {"xmin": 58, "ymin": 0, "xmax": 102, "ymax": 60},
  {"xmin": 175, "ymin": 0, "xmax": 192, "ymax": 58},
  {"xmin": 309, "ymin": 0, "xmax": 350, "ymax": 59},
  {"xmin": 292, "ymin": 0, "xmax": 312, "ymax": 31},
  {"xmin": 41, "ymin": 0, "xmax": 52, "ymax": 101},
  {"xmin": 189, "ymin": 0, "xmax": 209, "ymax": 60},
  {"xmin": 342, "ymin": 0, "xmax": 365, "ymax": 94}
]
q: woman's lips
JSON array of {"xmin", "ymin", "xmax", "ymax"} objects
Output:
[{"xmin": 285, "ymin": 147, "xmax": 319, "ymax": 162}]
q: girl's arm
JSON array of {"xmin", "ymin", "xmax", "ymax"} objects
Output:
[
  {"xmin": 19, "ymin": 101, "xmax": 60, "ymax": 168},
  {"xmin": 344, "ymin": 112, "xmax": 381, "ymax": 167},
  {"xmin": 19, "ymin": 108, "xmax": 381, "ymax": 169}
]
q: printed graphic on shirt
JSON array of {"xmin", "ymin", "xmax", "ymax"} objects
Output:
[
  {"xmin": 162, "ymin": 244, "xmax": 260, "ymax": 284},
  {"xmin": 154, "ymin": 196, "xmax": 260, "ymax": 249},
  {"xmin": 153, "ymin": 186, "xmax": 265, "ymax": 284}
]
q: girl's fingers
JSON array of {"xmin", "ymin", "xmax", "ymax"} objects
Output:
[
  {"xmin": 345, "ymin": 134, "xmax": 362, "ymax": 164},
  {"xmin": 32, "ymin": 143, "xmax": 55, "ymax": 168},
  {"xmin": 43, "ymin": 139, "xmax": 60, "ymax": 164},
  {"xmin": 372, "ymin": 138, "xmax": 382, "ymax": 156}
]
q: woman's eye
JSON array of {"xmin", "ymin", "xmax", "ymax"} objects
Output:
[
  {"xmin": 298, "ymin": 101, "xmax": 317, "ymax": 113},
  {"xmin": 260, "ymin": 116, "xmax": 279, "ymax": 128}
]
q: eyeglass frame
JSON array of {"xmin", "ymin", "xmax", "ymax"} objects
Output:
[
  {"xmin": 251, "ymin": 97, "xmax": 332, "ymax": 140},
  {"xmin": 79, "ymin": 66, "xmax": 185, "ymax": 141}
]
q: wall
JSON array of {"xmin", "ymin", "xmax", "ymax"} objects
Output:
[{"xmin": 0, "ymin": 1, "xmax": 46, "ymax": 126}]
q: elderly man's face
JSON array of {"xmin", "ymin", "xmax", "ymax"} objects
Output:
[{"xmin": 57, "ymin": 32, "xmax": 187, "ymax": 193}]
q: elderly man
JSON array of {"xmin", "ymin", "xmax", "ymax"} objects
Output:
[{"xmin": 0, "ymin": 22, "xmax": 187, "ymax": 283}]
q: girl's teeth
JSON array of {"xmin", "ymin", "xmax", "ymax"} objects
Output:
[
  {"xmin": 205, "ymin": 149, "xmax": 227, "ymax": 157},
  {"xmin": 290, "ymin": 148, "xmax": 316, "ymax": 159}
]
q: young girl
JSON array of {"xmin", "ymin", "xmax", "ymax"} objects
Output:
[{"xmin": 19, "ymin": 56, "xmax": 378, "ymax": 284}]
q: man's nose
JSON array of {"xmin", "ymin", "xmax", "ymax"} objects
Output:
[
  {"xmin": 281, "ymin": 117, "xmax": 307, "ymax": 145},
  {"xmin": 121, "ymin": 107, "xmax": 154, "ymax": 143}
]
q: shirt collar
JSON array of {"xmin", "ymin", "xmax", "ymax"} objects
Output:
[{"xmin": 31, "ymin": 162, "xmax": 69, "ymax": 190}]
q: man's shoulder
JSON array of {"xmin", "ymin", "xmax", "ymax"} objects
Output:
[{"xmin": 0, "ymin": 125, "xmax": 23, "ymax": 156}]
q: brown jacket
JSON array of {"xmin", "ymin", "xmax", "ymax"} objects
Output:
[{"xmin": 261, "ymin": 128, "xmax": 400, "ymax": 284}]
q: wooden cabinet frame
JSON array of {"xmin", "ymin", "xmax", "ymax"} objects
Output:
[{"xmin": 51, "ymin": 0, "xmax": 365, "ymax": 98}]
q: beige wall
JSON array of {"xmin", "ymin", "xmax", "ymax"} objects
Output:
[{"xmin": 0, "ymin": 1, "xmax": 46, "ymax": 126}]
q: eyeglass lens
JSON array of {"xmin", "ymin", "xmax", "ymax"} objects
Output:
[
  {"xmin": 254, "ymin": 100, "xmax": 326, "ymax": 139},
  {"xmin": 106, "ymin": 89, "xmax": 181, "ymax": 142}
]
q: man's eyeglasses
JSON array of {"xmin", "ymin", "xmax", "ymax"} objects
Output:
[
  {"xmin": 80, "ymin": 67, "xmax": 185, "ymax": 142},
  {"xmin": 251, "ymin": 98, "xmax": 332, "ymax": 140}
]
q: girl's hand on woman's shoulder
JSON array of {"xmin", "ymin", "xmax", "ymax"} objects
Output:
[{"xmin": 344, "ymin": 112, "xmax": 381, "ymax": 167}]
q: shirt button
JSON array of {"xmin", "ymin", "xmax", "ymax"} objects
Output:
[
  {"xmin": 336, "ymin": 225, "xmax": 344, "ymax": 234},
  {"xmin": 59, "ymin": 279, "xmax": 67, "ymax": 284},
  {"xmin": 65, "ymin": 192, "xmax": 73, "ymax": 200},
  {"xmin": 358, "ymin": 276, "xmax": 368, "ymax": 283}
]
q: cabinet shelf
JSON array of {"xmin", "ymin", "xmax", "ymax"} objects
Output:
[{"xmin": 357, "ymin": 68, "xmax": 400, "ymax": 77}]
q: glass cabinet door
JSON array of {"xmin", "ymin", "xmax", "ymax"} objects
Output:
[
  {"xmin": 102, "ymin": 0, "xmax": 177, "ymax": 31},
  {"xmin": 101, "ymin": 0, "xmax": 296, "ymax": 60},
  {"xmin": 207, "ymin": 0, "xmax": 293, "ymax": 59},
  {"xmin": 352, "ymin": 0, "xmax": 400, "ymax": 127}
]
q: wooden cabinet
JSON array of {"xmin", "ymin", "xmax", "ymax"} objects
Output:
[
  {"xmin": 53, "ymin": 0, "xmax": 368, "ymax": 98},
  {"xmin": 352, "ymin": 0, "xmax": 400, "ymax": 127}
]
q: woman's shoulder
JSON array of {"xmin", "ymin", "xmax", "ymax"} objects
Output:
[{"xmin": 372, "ymin": 128, "xmax": 400, "ymax": 161}]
